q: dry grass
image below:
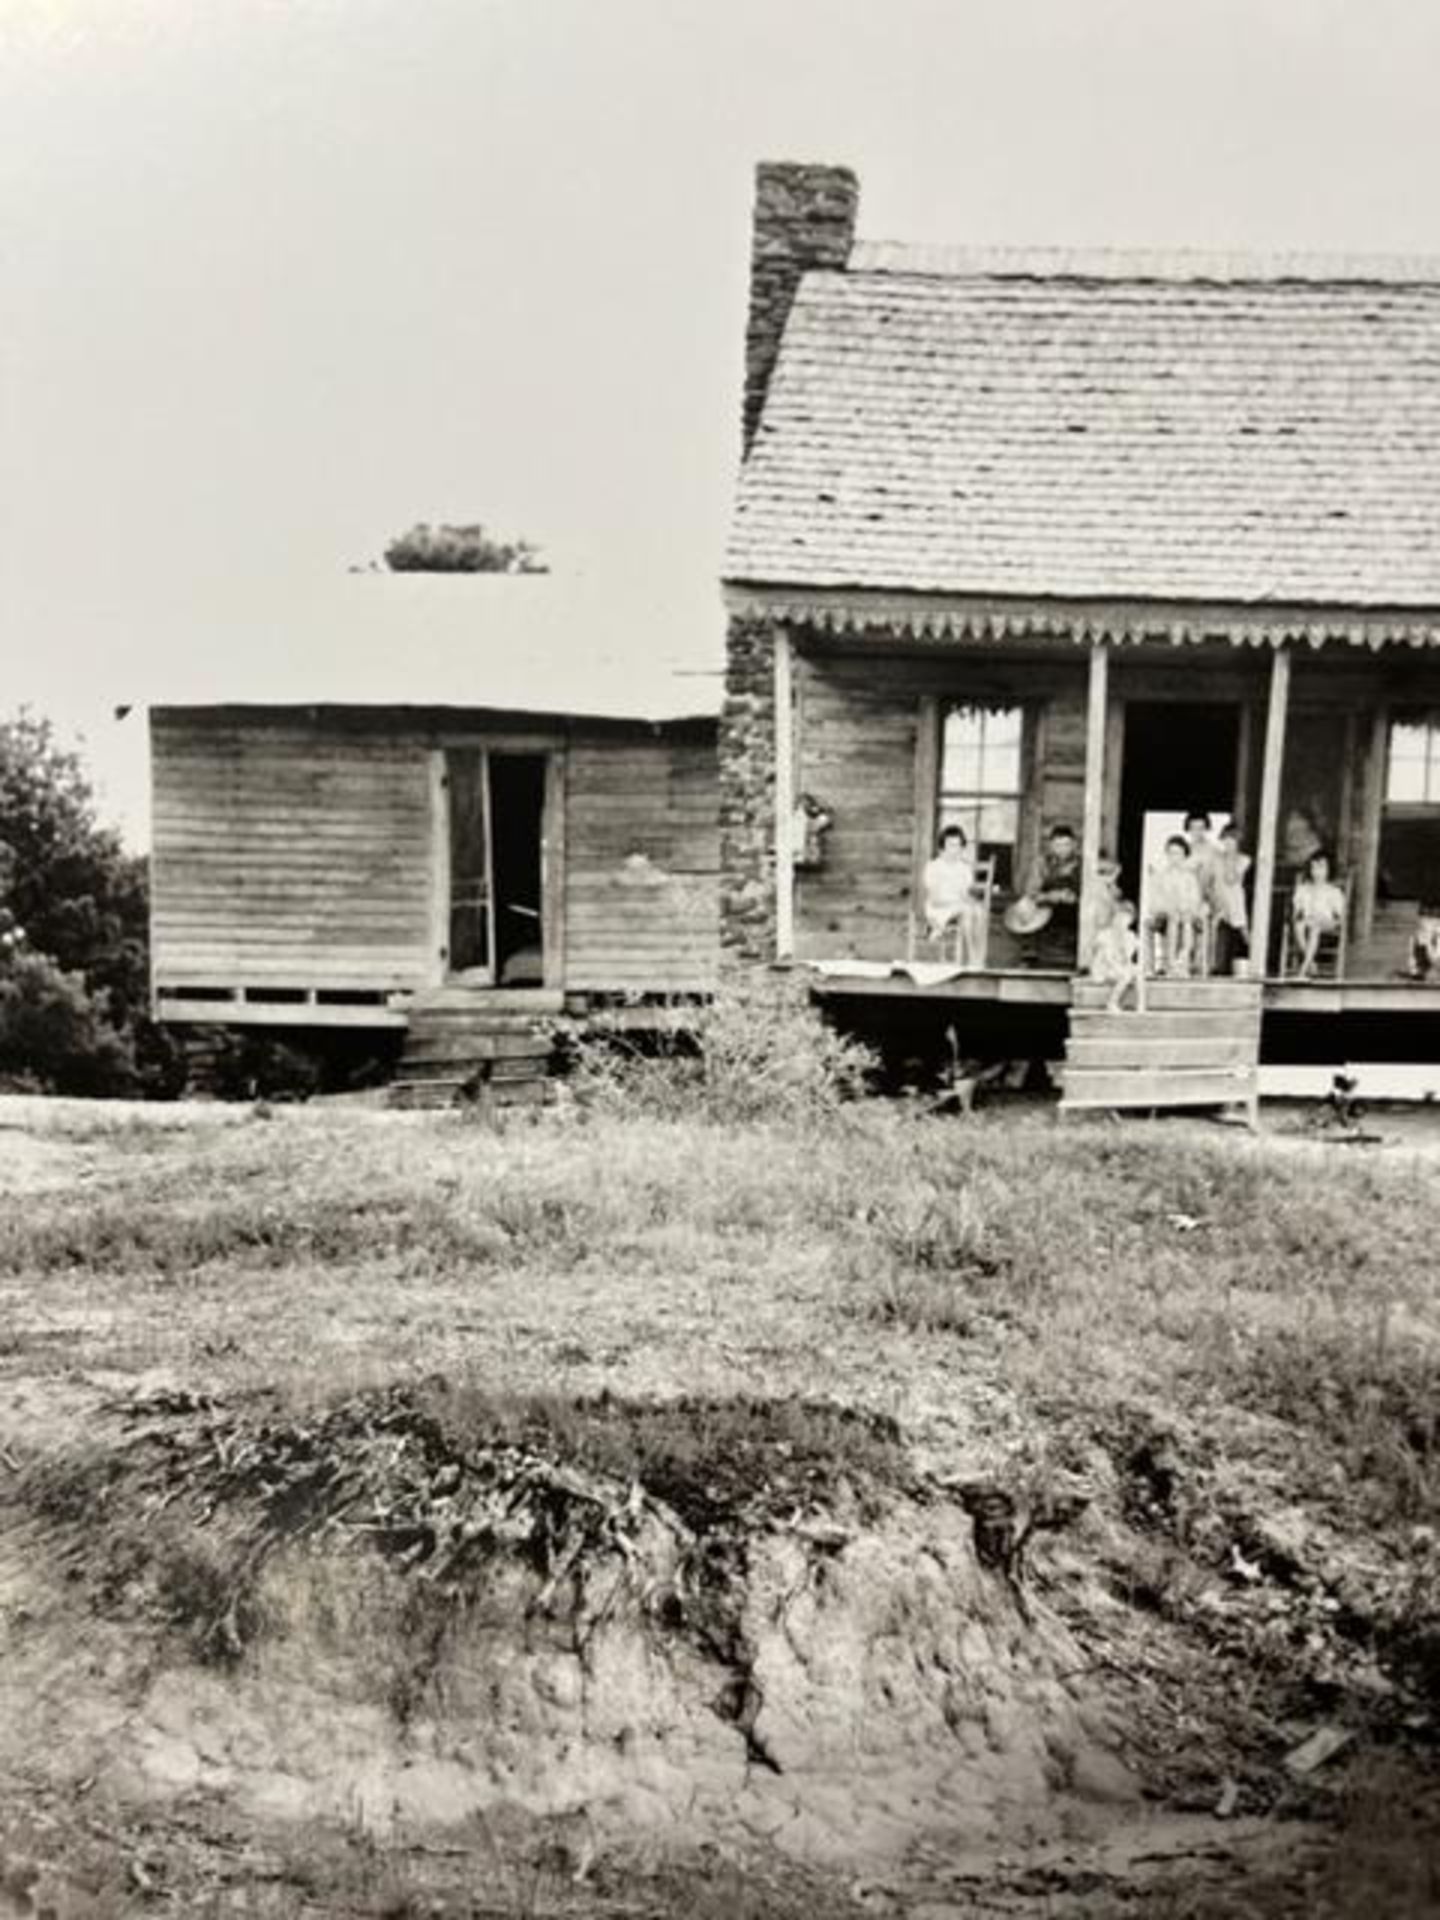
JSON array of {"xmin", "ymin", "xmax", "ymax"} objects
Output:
[{"xmin": 3, "ymin": 1101, "xmax": 1437, "ymax": 1513}]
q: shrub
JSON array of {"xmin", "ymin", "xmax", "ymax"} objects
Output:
[
  {"xmin": 0, "ymin": 711, "xmax": 149, "ymax": 1030},
  {"xmin": 564, "ymin": 980, "xmax": 875, "ymax": 1124},
  {"xmin": 208, "ymin": 1032, "xmax": 324, "ymax": 1102},
  {"xmin": 0, "ymin": 948, "xmax": 137, "ymax": 1096}
]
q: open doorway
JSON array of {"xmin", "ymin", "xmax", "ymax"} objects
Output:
[
  {"xmin": 445, "ymin": 749, "xmax": 549, "ymax": 987},
  {"xmin": 488, "ymin": 754, "xmax": 547, "ymax": 986},
  {"xmin": 1117, "ymin": 702, "xmax": 1241, "ymax": 897}
]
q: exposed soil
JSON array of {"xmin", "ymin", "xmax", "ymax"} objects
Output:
[
  {"xmin": 2, "ymin": 1387, "xmax": 1134, "ymax": 1872},
  {"xmin": 3, "ymin": 1379, "xmax": 1437, "ymax": 1915}
]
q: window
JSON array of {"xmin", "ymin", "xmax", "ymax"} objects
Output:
[
  {"xmin": 1387, "ymin": 715, "xmax": 1440, "ymax": 806},
  {"xmin": 939, "ymin": 704, "xmax": 1025, "ymax": 887}
]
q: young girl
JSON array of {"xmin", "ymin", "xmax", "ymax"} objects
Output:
[
  {"xmin": 1211, "ymin": 822, "xmax": 1252, "ymax": 974},
  {"xmin": 1089, "ymin": 898, "xmax": 1141, "ymax": 1010},
  {"xmin": 1291, "ymin": 850, "xmax": 1346, "ymax": 979},
  {"xmin": 1145, "ymin": 836, "xmax": 1203, "ymax": 978}
]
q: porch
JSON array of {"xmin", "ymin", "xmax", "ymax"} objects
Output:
[
  {"xmin": 806, "ymin": 965, "xmax": 1440, "ymax": 1017},
  {"xmin": 770, "ymin": 616, "xmax": 1440, "ymax": 1006}
]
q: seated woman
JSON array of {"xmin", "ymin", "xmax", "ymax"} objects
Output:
[
  {"xmin": 921, "ymin": 824, "xmax": 986, "ymax": 965},
  {"xmin": 1291, "ymin": 850, "xmax": 1347, "ymax": 978}
]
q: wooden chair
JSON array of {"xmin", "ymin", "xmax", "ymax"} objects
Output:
[
  {"xmin": 1193, "ymin": 905, "xmax": 1217, "ymax": 979},
  {"xmin": 908, "ymin": 858, "xmax": 996, "ymax": 969},
  {"xmin": 1138, "ymin": 894, "xmax": 1213, "ymax": 981},
  {"xmin": 1278, "ymin": 878, "xmax": 1351, "ymax": 981}
]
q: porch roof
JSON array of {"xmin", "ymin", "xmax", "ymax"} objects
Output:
[{"xmin": 727, "ymin": 252, "xmax": 1440, "ymax": 620}]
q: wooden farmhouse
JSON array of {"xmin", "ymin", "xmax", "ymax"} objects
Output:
[
  {"xmin": 145, "ymin": 576, "xmax": 719, "ymax": 1100},
  {"xmin": 721, "ymin": 162, "xmax": 1440, "ymax": 1108},
  {"xmin": 147, "ymin": 165, "xmax": 1440, "ymax": 1109}
]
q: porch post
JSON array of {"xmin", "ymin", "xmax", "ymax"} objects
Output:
[
  {"xmin": 1078, "ymin": 640, "xmax": 1110, "ymax": 965},
  {"xmin": 1355, "ymin": 706, "xmax": 1388, "ymax": 953},
  {"xmin": 773, "ymin": 627, "xmax": 795, "ymax": 960},
  {"xmin": 1250, "ymin": 644, "xmax": 1293, "ymax": 977}
]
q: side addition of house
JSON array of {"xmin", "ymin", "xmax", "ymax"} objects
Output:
[{"xmin": 145, "ymin": 578, "xmax": 719, "ymax": 1100}]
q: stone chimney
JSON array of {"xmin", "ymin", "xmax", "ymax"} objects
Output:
[{"xmin": 743, "ymin": 161, "xmax": 859, "ymax": 457}]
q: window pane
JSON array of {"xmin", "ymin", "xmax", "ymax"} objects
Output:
[
  {"xmin": 981, "ymin": 743, "xmax": 1022, "ymax": 795},
  {"xmin": 944, "ymin": 708, "xmax": 985, "ymax": 751},
  {"xmin": 977, "ymin": 799, "xmax": 1019, "ymax": 846},
  {"xmin": 1389, "ymin": 722, "xmax": 1434, "ymax": 802},
  {"xmin": 984, "ymin": 707, "xmax": 1024, "ymax": 750},
  {"xmin": 942, "ymin": 743, "xmax": 984, "ymax": 792},
  {"xmin": 1389, "ymin": 755, "xmax": 1429, "ymax": 803}
]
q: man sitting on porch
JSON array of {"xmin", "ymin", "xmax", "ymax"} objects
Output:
[{"xmin": 1015, "ymin": 824, "xmax": 1082, "ymax": 967}]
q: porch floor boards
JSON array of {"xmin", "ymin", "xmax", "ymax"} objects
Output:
[{"xmin": 807, "ymin": 966, "xmax": 1440, "ymax": 1015}]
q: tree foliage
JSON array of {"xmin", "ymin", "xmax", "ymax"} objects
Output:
[
  {"xmin": 382, "ymin": 522, "xmax": 547, "ymax": 575},
  {"xmin": 0, "ymin": 712, "xmax": 153, "ymax": 1094}
]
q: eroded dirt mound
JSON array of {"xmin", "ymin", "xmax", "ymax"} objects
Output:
[{"xmin": 2, "ymin": 1383, "xmax": 1128, "ymax": 1868}]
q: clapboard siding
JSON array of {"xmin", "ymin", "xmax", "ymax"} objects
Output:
[
  {"xmin": 792, "ymin": 648, "xmax": 1087, "ymax": 963},
  {"xmin": 151, "ymin": 709, "xmax": 721, "ymax": 1008},
  {"xmin": 151, "ymin": 716, "xmax": 436, "ymax": 992},
  {"xmin": 564, "ymin": 735, "xmax": 719, "ymax": 991}
]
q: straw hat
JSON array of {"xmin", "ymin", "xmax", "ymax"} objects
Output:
[{"xmin": 1003, "ymin": 896, "xmax": 1053, "ymax": 937}]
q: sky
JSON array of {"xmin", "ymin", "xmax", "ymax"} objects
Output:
[{"xmin": 5, "ymin": 0, "xmax": 1440, "ymax": 845}]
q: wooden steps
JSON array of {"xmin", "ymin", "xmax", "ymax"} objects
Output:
[
  {"xmin": 1070, "ymin": 978, "xmax": 1259, "ymax": 1011},
  {"xmin": 1061, "ymin": 980, "xmax": 1262, "ymax": 1116},
  {"xmin": 389, "ymin": 991, "xmax": 559, "ymax": 1111}
]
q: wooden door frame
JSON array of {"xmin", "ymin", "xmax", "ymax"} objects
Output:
[
  {"xmin": 430, "ymin": 738, "xmax": 566, "ymax": 990},
  {"xmin": 1102, "ymin": 693, "xmax": 1251, "ymax": 857},
  {"xmin": 436, "ymin": 745, "xmax": 497, "ymax": 987},
  {"xmin": 429, "ymin": 749, "xmax": 450, "ymax": 984},
  {"xmin": 540, "ymin": 750, "xmax": 566, "ymax": 991}
]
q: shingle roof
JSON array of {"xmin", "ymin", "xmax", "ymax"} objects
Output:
[{"xmin": 726, "ymin": 258, "xmax": 1440, "ymax": 608}]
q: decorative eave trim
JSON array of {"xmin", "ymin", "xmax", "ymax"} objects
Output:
[{"xmin": 721, "ymin": 583, "xmax": 1440, "ymax": 651}]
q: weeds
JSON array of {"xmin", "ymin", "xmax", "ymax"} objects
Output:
[
  {"xmin": 562, "ymin": 979, "xmax": 875, "ymax": 1124},
  {"xmin": 18, "ymin": 1382, "xmax": 911, "ymax": 1699}
]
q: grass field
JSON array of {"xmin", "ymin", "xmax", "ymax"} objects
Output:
[{"xmin": 2, "ymin": 1091, "xmax": 1439, "ymax": 1914}]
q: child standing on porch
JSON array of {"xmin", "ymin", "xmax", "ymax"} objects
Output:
[
  {"xmin": 1089, "ymin": 898, "xmax": 1141, "ymax": 1010},
  {"xmin": 1211, "ymin": 822, "xmax": 1252, "ymax": 973}
]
